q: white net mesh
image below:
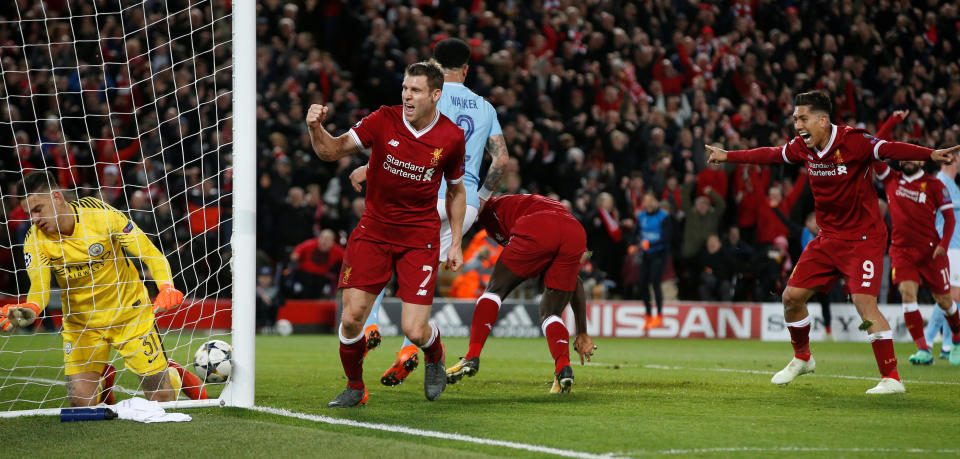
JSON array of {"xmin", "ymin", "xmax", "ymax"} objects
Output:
[{"xmin": 0, "ymin": 0, "xmax": 234, "ymax": 411}]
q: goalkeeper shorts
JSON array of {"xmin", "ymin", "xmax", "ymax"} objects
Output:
[{"xmin": 62, "ymin": 309, "xmax": 168, "ymax": 376}]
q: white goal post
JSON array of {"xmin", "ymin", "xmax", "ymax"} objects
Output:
[{"xmin": 0, "ymin": 0, "xmax": 254, "ymax": 417}]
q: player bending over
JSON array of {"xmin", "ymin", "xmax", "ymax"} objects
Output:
[
  {"xmin": 445, "ymin": 194, "xmax": 596, "ymax": 393},
  {"xmin": 2, "ymin": 171, "xmax": 206, "ymax": 406},
  {"xmin": 307, "ymin": 61, "xmax": 467, "ymax": 407},
  {"xmin": 873, "ymin": 110, "xmax": 960, "ymax": 365},
  {"xmin": 351, "ymin": 38, "xmax": 508, "ymax": 387},
  {"xmin": 706, "ymin": 90, "xmax": 957, "ymax": 394}
]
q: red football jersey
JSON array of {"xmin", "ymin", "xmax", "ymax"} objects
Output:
[
  {"xmin": 875, "ymin": 164, "xmax": 953, "ymax": 249},
  {"xmin": 349, "ymin": 105, "xmax": 466, "ymax": 248},
  {"xmin": 478, "ymin": 194, "xmax": 572, "ymax": 245},
  {"xmin": 727, "ymin": 124, "xmax": 932, "ymax": 241}
]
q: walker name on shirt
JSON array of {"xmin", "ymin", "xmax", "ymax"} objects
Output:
[
  {"xmin": 895, "ymin": 186, "xmax": 926, "ymax": 204},
  {"xmin": 384, "ymin": 154, "xmax": 435, "ymax": 182},
  {"xmin": 808, "ymin": 160, "xmax": 847, "ymax": 177},
  {"xmin": 450, "ymin": 96, "xmax": 478, "ymax": 109}
]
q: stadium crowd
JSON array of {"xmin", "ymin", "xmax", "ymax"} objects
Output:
[{"xmin": 2, "ymin": 0, "xmax": 960, "ymax": 304}]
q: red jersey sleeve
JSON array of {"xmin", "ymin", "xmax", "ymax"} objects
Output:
[
  {"xmin": 848, "ymin": 130, "xmax": 932, "ymax": 162},
  {"xmin": 348, "ymin": 106, "xmax": 387, "ymax": 149},
  {"xmin": 872, "ymin": 162, "xmax": 894, "ymax": 183},
  {"xmin": 727, "ymin": 138, "xmax": 804, "ymax": 165},
  {"xmin": 444, "ymin": 134, "xmax": 466, "ymax": 184}
]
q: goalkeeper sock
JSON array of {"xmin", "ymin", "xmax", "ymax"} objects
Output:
[
  {"xmin": 466, "ymin": 293, "xmax": 501, "ymax": 359},
  {"xmin": 363, "ymin": 290, "xmax": 386, "ymax": 329},
  {"xmin": 421, "ymin": 323, "xmax": 444, "ymax": 364},
  {"xmin": 786, "ymin": 316, "xmax": 811, "ymax": 361},
  {"xmin": 902, "ymin": 304, "xmax": 929, "ymax": 351},
  {"xmin": 869, "ymin": 330, "xmax": 899, "ymax": 381},
  {"xmin": 100, "ymin": 364, "xmax": 116, "ymax": 405},
  {"xmin": 542, "ymin": 316, "xmax": 571, "ymax": 373},
  {"xmin": 339, "ymin": 325, "xmax": 367, "ymax": 390},
  {"xmin": 168, "ymin": 360, "xmax": 208, "ymax": 400}
]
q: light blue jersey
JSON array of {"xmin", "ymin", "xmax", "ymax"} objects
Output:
[
  {"xmin": 436, "ymin": 82, "xmax": 502, "ymax": 208},
  {"xmin": 936, "ymin": 171, "xmax": 960, "ymax": 249}
]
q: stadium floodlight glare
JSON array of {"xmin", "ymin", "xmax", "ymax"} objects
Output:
[{"xmin": 0, "ymin": 0, "xmax": 254, "ymax": 417}]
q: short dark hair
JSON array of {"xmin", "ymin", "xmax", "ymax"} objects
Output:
[
  {"xmin": 19, "ymin": 171, "xmax": 58, "ymax": 195},
  {"xmin": 433, "ymin": 38, "xmax": 470, "ymax": 69},
  {"xmin": 405, "ymin": 61, "xmax": 444, "ymax": 92},
  {"xmin": 794, "ymin": 91, "xmax": 832, "ymax": 116}
]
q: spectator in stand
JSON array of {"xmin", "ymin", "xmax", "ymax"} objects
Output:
[
  {"xmin": 585, "ymin": 192, "xmax": 627, "ymax": 293},
  {"xmin": 276, "ymin": 186, "xmax": 316, "ymax": 256},
  {"xmin": 635, "ymin": 193, "xmax": 672, "ymax": 328},
  {"xmin": 699, "ymin": 234, "xmax": 734, "ymax": 301},
  {"xmin": 755, "ymin": 169, "xmax": 808, "ymax": 246},
  {"xmin": 256, "ymin": 266, "xmax": 285, "ymax": 334},
  {"xmin": 288, "ymin": 229, "xmax": 343, "ymax": 299},
  {"xmin": 679, "ymin": 173, "xmax": 726, "ymax": 299},
  {"xmin": 696, "ymin": 159, "xmax": 728, "ymax": 203},
  {"xmin": 723, "ymin": 226, "xmax": 755, "ymax": 299},
  {"xmin": 732, "ymin": 164, "xmax": 769, "ymax": 243}
]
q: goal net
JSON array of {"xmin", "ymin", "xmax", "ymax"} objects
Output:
[{"xmin": 0, "ymin": 0, "xmax": 255, "ymax": 416}]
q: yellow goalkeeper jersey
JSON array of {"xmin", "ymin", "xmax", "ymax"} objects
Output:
[{"xmin": 22, "ymin": 197, "xmax": 173, "ymax": 330}]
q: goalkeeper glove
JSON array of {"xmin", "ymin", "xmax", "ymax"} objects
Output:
[
  {"xmin": 153, "ymin": 283, "xmax": 184, "ymax": 314},
  {"xmin": 0, "ymin": 302, "xmax": 42, "ymax": 332}
]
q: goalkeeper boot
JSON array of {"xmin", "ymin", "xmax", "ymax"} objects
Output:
[
  {"xmin": 423, "ymin": 345, "xmax": 446, "ymax": 401},
  {"xmin": 865, "ymin": 377, "xmax": 906, "ymax": 395},
  {"xmin": 951, "ymin": 344, "xmax": 960, "ymax": 366},
  {"xmin": 908, "ymin": 349, "xmax": 934, "ymax": 365},
  {"xmin": 770, "ymin": 356, "xmax": 816, "ymax": 385},
  {"xmin": 327, "ymin": 386, "xmax": 369, "ymax": 408},
  {"xmin": 169, "ymin": 359, "xmax": 208, "ymax": 400},
  {"xmin": 364, "ymin": 324, "xmax": 381, "ymax": 358},
  {"xmin": 380, "ymin": 344, "xmax": 419, "ymax": 387},
  {"xmin": 446, "ymin": 356, "xmax": 479, "ymax": 384},
  {"xmin": 549, "ymin": 365, "xmax": 574, "ymax": 394},
  {"xmin": 100, "ymin": 364, "xmax": 117, "ymax": 405}
]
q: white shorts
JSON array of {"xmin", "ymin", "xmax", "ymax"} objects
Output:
[
  {"xmin": 436, "ymin": 198, "xmax": 478, "ymax": 262},
  {"xmin": 949, "ymin": 249, "xmax": 960, "ymax": 287}
]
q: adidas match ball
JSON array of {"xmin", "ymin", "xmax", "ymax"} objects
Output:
[{"xmin": 194, "ymin": 340, "xmax": 233, "ymax": 383}]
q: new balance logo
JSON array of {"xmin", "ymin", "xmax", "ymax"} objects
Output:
[
  {"xmin": 484, "ymin": 323, "xmax": 493, "ymax": 330},
  {"xmin": 417, "ymin": 289, "xmax": 428, "ymax": 296},
  {"xmin": 557, "ymin": 339, "xmax": 568, "ymax": 344},
  {"xmin": 861, "ymin": 281, "xmax": 871, "ymax": 287},
  {"xmin": 388, "ymin": 139, "xmax": 399, "ymax": 147}
]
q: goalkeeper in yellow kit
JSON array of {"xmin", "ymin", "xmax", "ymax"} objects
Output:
[{"xmin": 1, "ymin": 171, "xmax": 206, "ymax": 406}]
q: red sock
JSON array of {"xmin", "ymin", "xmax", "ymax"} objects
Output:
[
  {"xmin": 169, "ymin": 360, "xmax": 208, "ymax": 400},
  {"xmin": 946, "ymin": 307, "xmax": 960, "ymax": 344},
  {"xmin": 339, "ymin": 327, "xmax": 366, "ymax": 390},
  {"xmin": 421, "ymin": 323, "xmax": 444, "ymax": 363},
  {"xmin": 871, "ymin": 336, "xmax": 899, "ymax": 381},
  {"xmin": 100, "ymin": 364, "xmax": 116, "ymax": 405},
  {"xmin": 903, "ymin": 309, "xmax": 929, "ymax": 351},
  {"xmin": 542, "ymin": 316, "xmax": 571, "ymax": 373},
  {"xmin": 787, "ymin": 318, "xmax": 811, "ymax": 361},
  {"xmin": 466, "ymin": 293, "xmax": 501, "ymax": 359}
]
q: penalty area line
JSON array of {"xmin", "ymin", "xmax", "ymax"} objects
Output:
[{"xmin": 250, "ymin": 405, "xmax": 609, "ymax": 459}]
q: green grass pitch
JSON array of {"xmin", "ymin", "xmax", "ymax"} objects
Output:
[{"xmin": 4, "ymin": 335, "xmax": 960, "ymax": 458}]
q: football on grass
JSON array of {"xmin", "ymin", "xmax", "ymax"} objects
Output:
[{"xmin": 194, "ymin": 340, "xmax": 233, "ymax": 383}]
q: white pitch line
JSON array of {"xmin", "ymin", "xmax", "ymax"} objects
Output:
[
  {"xmin": 611, "ymin": 446, "xmax": 960, "ymax": 456},
  {"xmin": 641, "ymin": 364, "xmax": 960, "ymax": 386},
  {"xmin": 250, "ymin": 405, "xmax": 609, "ymax": 459}
]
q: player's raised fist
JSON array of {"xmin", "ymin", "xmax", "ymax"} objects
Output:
[
  {"xmin": 306, "ymin": 104, "xmax": 327, "ymax": 128},
  {"xmin": 705, "ymin": 144, "xmax": 728, "ymax": 164},
  {"xmin": 0, "ymin": 302, "xmax": 41, "ymax": 332}
]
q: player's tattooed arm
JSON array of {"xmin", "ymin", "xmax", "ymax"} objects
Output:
[
  {"xmin": 306, "ymin": 104, "xmax": 361, "ymax": 161},
  {"xmin": 479, "ymin": 134, "xmax": 508, "ymax": 204}
]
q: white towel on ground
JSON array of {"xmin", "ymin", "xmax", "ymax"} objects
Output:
[{"xmin": 114, "ymin": 397, "xmax": 192, "ymax": 423}]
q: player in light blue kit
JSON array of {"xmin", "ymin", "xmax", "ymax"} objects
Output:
[
  {"xmin": 350, "ymin": 38, "xmax": 509, "ymax": 385},
  {"xmin": 931, "ymin": 149, "xmax": 960, "ymax": 362}
]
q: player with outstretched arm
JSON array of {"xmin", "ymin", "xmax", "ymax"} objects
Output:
[
  {"xmin": 307, "ymin": 61, "xmax": 467, "ymax": 407},
  {"xmin": 705, "ymin": 91, "xmax": 957, "ymax": 394}
]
